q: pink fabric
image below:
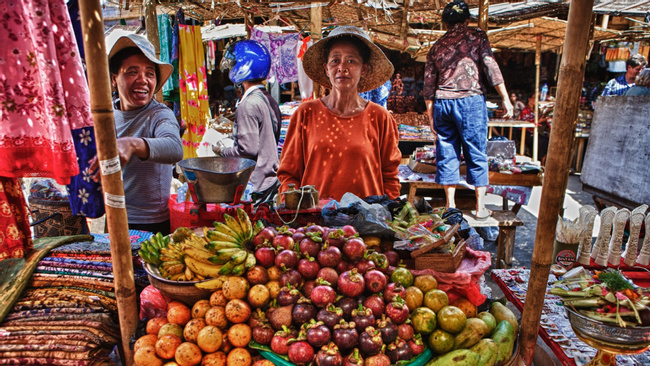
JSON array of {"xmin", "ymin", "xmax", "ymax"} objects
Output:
[{"xmin": 0, "ymin": 0, "xmax": 92, "ymax": 185}]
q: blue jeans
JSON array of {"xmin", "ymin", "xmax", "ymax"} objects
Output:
[{"xmin": 434, "ymin": 95, "xmax": 489, "ymax": 187}]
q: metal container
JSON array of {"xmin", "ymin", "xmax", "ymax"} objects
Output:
[
  {"xmin": 566, "ymin": 307, "xmax": 650, "ymax": 347},
  {"xmin": 178, "ymin": 157, "xmax": 256, "ymax": 203}
]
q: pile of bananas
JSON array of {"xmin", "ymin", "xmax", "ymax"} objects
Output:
[{"xmin": 138, "ymin": 208, "xmax": 264, "ymax": 284}]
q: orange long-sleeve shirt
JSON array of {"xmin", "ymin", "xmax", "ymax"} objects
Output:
[{"xmin": 278, "ymin": 99, "xmax": 402, "ymax": 201}]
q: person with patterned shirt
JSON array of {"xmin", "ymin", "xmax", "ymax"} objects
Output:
[
  {"xmin": 424, "ymin": 0, "xmax": 513, "ymax": 220},
  {"xmin": 601, "ymin": 54, "xmax": 647, "ymax": 96}
]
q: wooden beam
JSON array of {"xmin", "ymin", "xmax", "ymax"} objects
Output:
[
  {"xmin": 311, "ymin": 4, "xmax": 323, "ymax": 98},
  {"xmin": 534, "ymin": 35, "xmax": 541, "ymax": 162},
  {"xmin": 478, "ymin": 0, "xmax": 489, "ymax": 32},
  {"xmin": 144, "ymin": 0, "xmax": 163, "ymax": 102},
  {"xmin": 401, "ymin": 0, "xmax": 411, "ymax": 37},
  {"xmin": 78, "ymin": 1, "xmax": 139, "ymax": 365},
  {"xmin": 517, "ymin": 0, "xmax": 595, "ymax": 364}
]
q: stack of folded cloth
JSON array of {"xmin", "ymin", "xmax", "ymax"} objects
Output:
[{"xmin": 0, "ymin": 232, "xmax": 151, "ymax": 365}]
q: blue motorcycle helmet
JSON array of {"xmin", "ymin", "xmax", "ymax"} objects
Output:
[{"xmin": 220, "ymin": 40, "xmax": 271, "ymax": 84}]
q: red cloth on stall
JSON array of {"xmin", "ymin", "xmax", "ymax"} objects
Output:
[{"xmin": 0, "ymin": 177, "xmax": 33, "ymax": 260}]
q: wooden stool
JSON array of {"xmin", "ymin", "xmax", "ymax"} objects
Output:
[{"xmin": 463, "ymin": 210, "xmax": 524, "ymax": 269}]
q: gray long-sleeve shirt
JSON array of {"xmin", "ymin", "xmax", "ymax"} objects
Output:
[
  {"xmin": 222, "ymin": 87, "xmax": 281, "ymax": 192},
  {"xmin": 115, "ymin": 99, "xmax": 183, "ymax": 224}
]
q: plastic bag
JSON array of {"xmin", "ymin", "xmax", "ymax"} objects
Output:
[
  {"xmin": 322, "ymin": 193, "xmax": 395, "ymax": 238},
  {"xmin": 139, "ymin": 285, "xmax": 171, "ymax": 320}
]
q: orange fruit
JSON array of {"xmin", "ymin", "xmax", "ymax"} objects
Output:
[
  {"xmin": 437, "ymin": 306, "xmax": 467, "ymax": 334},
  {"xmin": 147, "ymin": 317, "xmax": 169, "ymax": 335},
  {"xmin": 167, "ymin": 304, "xmax": 191, "ymax": 326},
  {"xmin": 134, "ymin": 334, "xmax": 158, "ymax": 353},
  {"xmin": 452, "ymin": 298, "xmax": 477, "ymax": 318},
  {"xmin": 428, "ymin": 329, "xmax": 455, "ymax": 355},
  {"xmin": 423, "ymin": 289, "xmax": 449, "ymax": 313},
  {"xmin": 191, "ymin": 299, "xmax": 211, "ymax": 318},
  {"xmin": 197, "ymin": 325, "xmax": 223, "ymax": 353},
  {"xmin": 155, "ymin": 334, "xmax": 182, "ymax": 359},
  {"xmin": 414, "ymin": 275, "xmax": 438, "ymax": 293}
]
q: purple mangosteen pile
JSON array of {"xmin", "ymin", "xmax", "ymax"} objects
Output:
[{"xmin": 248, "ymin": 224, "xmax": 424, "ymax": 366}]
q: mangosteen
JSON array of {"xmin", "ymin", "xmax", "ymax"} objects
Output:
[
  {"xmin": 338, "ymin": 269, "xmax": 365, "ymax": 298},
  {"xmin": 385, "ymin": 338, "xmax": 413, "ymax": 364},
  {"xmin": 293, "ymin": 297, "xmax": 318, "ymax": 325},
  {"xmin": 376, "ymin": 315, "xmax": 398, "ymax": 345},
  {"xmin": 288, "ymin": 340, "xmax": 315, "ymax": 366},
  {"xmin": 359, "ymin": 326, "xmax": 383, "ymax": 357},
  {"xmin": 280, "ymin": 269, "xmax": 303, "ymax": 288},
  {"xmin": 316, "ymin": 342, "xmax": 344, "ymax": 366},
  {"xmin": 351, "ymin": 304, "xmax": 375, "ymax": 334},
  {"xmin": 318, "ymin": 243, "xmax": 342, "ymax": 268},
  {"xmin": 332, "ymin": 320, "xmax": 358, "ymax": 353},
  {"xmin": 317, "ymin": 304, "xmax": 344, "ymax": 329},
  {"xmin": 275, "ymin": 249, "xmax": 299, "ymax": 269},
  {"xmin": 298, "ymin": 256, "xmax": 321, "ymax": 280},
  {"xmin": 343, "ymin": 238, "xmax": 366, "ymax": 262},
  {"xmin": 364, "ymin": 269, "xmax": 387, "ymax": 294},
  {"xmin": 278, "ymin": 284, "xmax": 301, "ymax": 306},
  {"xmin": 336, "ymin": 297, "xmax": 358, "ymax": 321},
  {"xmin": 343, "ymin": 348, "xmax": 364, "ymax": 366},
  {"xmin": 363, "ymin": 294, "xmax": 385, "ymax": 319},
  {"xmin": 306, "ymin": 320, "xmax": 331, "ymax": 349},
  {"xmin": 252, "ymin": 324, "xmax": 274, "ymax": 345}
]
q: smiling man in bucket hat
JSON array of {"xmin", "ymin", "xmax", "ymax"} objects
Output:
[
  {"xmin": 90, "ymin": 33, "xmax": 183, "ymax": 235},
  {"xmin": 277, "ymin": 25, "xmax": 402, "ymax": 201}
]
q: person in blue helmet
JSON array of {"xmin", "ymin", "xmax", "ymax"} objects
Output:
[{"xmin": 214, "ymin": 40, "xmax": 282, "ymax": 205}]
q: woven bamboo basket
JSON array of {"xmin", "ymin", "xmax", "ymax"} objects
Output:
[
  {"xmin": 413, "ymin": 239, "xmax": 466, "ymax": 273},
  {"xmin": 29, "ymin": 197, "xmax": 88, "ymax": 238}
]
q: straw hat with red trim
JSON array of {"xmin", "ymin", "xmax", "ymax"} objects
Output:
[{"xmin": 302, "ymin": 26, "xmax": 394, "ymax": 93}]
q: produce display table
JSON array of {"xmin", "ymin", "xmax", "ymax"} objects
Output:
[{"xmin": 491, "ymin": 268, "xmax": 650, "ymax": 366}]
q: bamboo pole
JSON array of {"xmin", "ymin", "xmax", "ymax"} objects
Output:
[
  {"xmin": 517, "ymin": 0, "xmax": 595, "ymax": 364},
  {"xmin": 144, "ymin": 0, "xmax": 163, "ymax": 102},
  {"xmin": 78, "ymin": 2, "xmax": 138, "ymax": 365},
  {"xmin": 478, "ymin": 0, "xmax": 489, "ymax": 32},
  {"xmin": 311, "ymin": 5, "xmax": 323, "ymax": 99},
  {"xmin": 534, "ymin": 35, "xmax": 541, "ymax": 162}
]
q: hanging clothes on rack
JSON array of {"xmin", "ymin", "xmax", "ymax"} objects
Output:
[
  {"xmin": 251, "ymin": 29, "xmax": 300, "ymax": 85},
  {"xmin": 0, "ymin": 177, "xmax": 33, "ymax": 260},
  {"xmin": 0, "ymin": 0, "xmax": 93, "ymax": 185},
  {"xmin": 178, "ymin": 10, "xmax": 210, "ymax": 158},
  {"xmin": 158, "ymin": 13, "xmax": 179, "ymax": 102},
  {"xmin": 297, "ymin": 36, "xmax": 314, "ymax": 100}
]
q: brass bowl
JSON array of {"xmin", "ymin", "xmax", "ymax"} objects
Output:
[
  {"xmin": 144, "ymin": 263, "xmax": 213, "ymax": 306},
  {"xmin": 565, "ymin": 307, "xmax": 650, "ymax": 354}
]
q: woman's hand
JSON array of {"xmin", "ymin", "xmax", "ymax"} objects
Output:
[
  {"xmin": 502, "ymin": 98, "xmax": 514, "ymax": 119},
  {"xmin": 89, "ymin": 137, "xmax": 147, "ymax": 182}
]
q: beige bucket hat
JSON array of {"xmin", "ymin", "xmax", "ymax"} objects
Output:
[
  {"xmin": 108, "ymin": 34, "xmax": 173, "ymax": 94},
  {"xmin": 302, "ymin": 26, "xmax": 394, "ymax": 93}
]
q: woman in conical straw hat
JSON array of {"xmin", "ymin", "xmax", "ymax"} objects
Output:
[{"xmin": 277, "ymin": 26, "xmax": 402, "ymax": 201}]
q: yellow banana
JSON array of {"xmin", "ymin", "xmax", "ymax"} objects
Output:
[
  {"xmin": 230, "ymin": 250, "xmax": 248, "ymax": 265},
  {"xmin": 206, "ymin": 240, "xmax": 242, "ymax": 252},
  {"xmin": 185, "ymin": 266, "xmax": 195, "ymax": 281},
  {"xmin": 170, "ymin": 273, "xmax": 186, "ymax": 281},
  {"xmin": 244, "ymin": 252, "xmax": 256, "ymax": 270},
  {"xmin": 194, "ymin": 275, "xmax": 227, "ymax": 290},
  {"xmin": 212, "ymin": 248, "xmax": 242, "ymax": 264},
  {"xmin": 182, "ymin": 245, "xmax": 216, "ymax": 265},
  {"xmin": 160, "ymin": 247, "xmax": 183, "ymax": 259},
  {"xmin": 183, "ymin": 235, "xmax": 209, "ymax": 251},
  {"xmin": 160, "ymin": 260, "xmax": 184, "ymax": 269},
  {"xmin": 160, "ymin": 254, "xmax": 181, "ymax": 263},
  {"xmin": 195, "ymin": 273, "xmax": 205, "ymax": 281},
  {"xmin": 185, "ymin": 257, "xmax": 224, "ymax": 278},
  {"xmin": 219, "ymin": 261, "xmax": 236, "ymax": 275},
  {"xmin": 213, "ymin": 221, "xmax": 241, "ymax": 242},
  {"xmin": 205, "ymin": 227, "xmax": 239, "ymax": 243},
  {"xmin": 165, "ymin": 264, "xmax": 185, "ymax": 276},
  {"xmin": 231, "ymin": 262, "xmax": 246, "ymax": 276},
  {"xmin": 236, "ymin": 208, "xmax": 253, "ymax": 240},
  {"xmin": 223, "ymin": 213, "xmax": 244, "ymax": 239}
]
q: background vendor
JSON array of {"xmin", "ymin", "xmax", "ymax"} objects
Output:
[
  {"xmin": 601, "ymin": 54, "xmax": 647, "ymax": 96},
  {"xmin": 424, "ymin": 0, "xmax": 513, "ymax": 220},
  {"xmin": 214, "ymin": 40, "xmax": 282, "ymax": 205},
  {"xmin": 277, "ymin": 26, "xmax": 402, "ymax": 201},
  {"xmin": 92, "ymin": 34, "xmax": 183, "ymax": 235}
]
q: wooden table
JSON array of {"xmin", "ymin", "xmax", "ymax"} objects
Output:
[
  {"xmin": 403, "ymin": 171, "xmax": 544, "ymax": 213},
  {"xmin": 464, "ymin": 210, "xmax": 523, "ymax": 268},
  {"xmin": 488, "ymin": 119, "xmax": 537, "ymax": 158}
]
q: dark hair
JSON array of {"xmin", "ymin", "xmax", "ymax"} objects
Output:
[
  {"xmin": 323, "ymin": 35, "xmax": 371, "ymax": 65},
  {"xmin": 627, "ymin": 54, "xmax": 647, "ymax": 69},
  {"xmin": 442, "ymin": 1, "xmax": 470, "ymax": 26},
  {"xmin": 109, "ymin": 47, "xmax": 160, "ymax": 79}
]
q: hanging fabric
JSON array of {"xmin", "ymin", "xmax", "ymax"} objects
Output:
[
  {"xmin": 179, "ymin": 23, "xmax": 210, "ymax": 158},
  {"xmin": 0, "ymin": 0, "xmax": 93, "ymax": 185},
  {"xmin": 297, "ymin": 36, "xmax": 314, "ymax": 100},
  {"xmin": 158, "ymin": 13, "xmax": 179, "ymax": 102},
  {"xmin": 251, "ymin": 29, "xmax": 300, "ymax": 85},
  {"xmin": 0, "ymin": 177, "xmax": 33, "ymax": 260}
]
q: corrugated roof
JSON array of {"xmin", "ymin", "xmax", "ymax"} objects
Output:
[
  {"xmin": 469, "ymin": 1, "xmax": 570, "ymax": 23},
  {"xmin": 593, "ymin": 0, "xmax": 650, "ymax": 16}
]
